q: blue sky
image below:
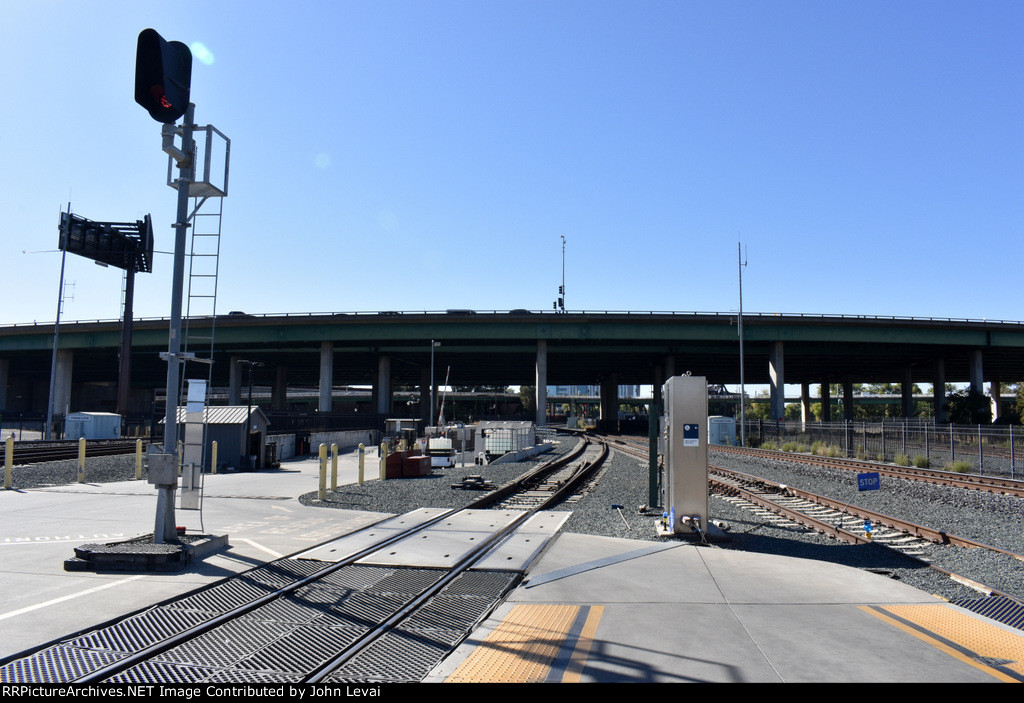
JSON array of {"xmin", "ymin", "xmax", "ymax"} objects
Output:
[{"xmin": 1, "ymin": 1, "xmax": 1021, "ymax": 326}]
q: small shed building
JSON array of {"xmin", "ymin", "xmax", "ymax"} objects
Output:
[
  {"xmin": 166, "ymin": 406, "xmax": 270, "ymax": 471},
  {"xmin": 65, "ymin": 412, "xmax": 122, "ymax": 440}
]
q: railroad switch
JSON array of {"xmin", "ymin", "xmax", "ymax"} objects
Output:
[{"xmin": 451, "ymin": 475, "xmax": 495, "ymax": 490}]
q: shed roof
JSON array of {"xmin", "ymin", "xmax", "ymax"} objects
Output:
[{"xmin": 165, "ymin": 406, "xmax": 269, "ymax": 426}]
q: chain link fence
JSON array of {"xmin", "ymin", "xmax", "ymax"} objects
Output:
[{"xmin": 746, "ymin": 419, "xmax": 1022, "ymax": 479}]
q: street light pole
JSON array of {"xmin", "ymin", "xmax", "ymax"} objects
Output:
[
  {"xmin": 237, "ymin": 359, "xmax": 263, "ymax": 468},
  {"xmin": 738, "ymin": 242, "xmax": 747, "ymax": 447},
  {"xmin": 430, "ymin": 341, "xmax": 440, "ymax": 427},
  {"xmin": 561, "ymin": 235, "xmax": 566, "ymax": 312}
]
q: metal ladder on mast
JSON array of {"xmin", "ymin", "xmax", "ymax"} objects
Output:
[{"xmin": 181, "ymin": 195, "xmax": 223, "ymax": 381}]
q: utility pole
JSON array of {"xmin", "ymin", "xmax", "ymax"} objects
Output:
[
  {"xmin": 45, "ymin": 203, "xmax": 71, "ymax": 441},
  {"xmin": 738, "ymin": 242, "xmax": 747, "ymax": 447},
  {"xmin": 554, "ymin": 235, "xmax": 566, "ymax": 313}
]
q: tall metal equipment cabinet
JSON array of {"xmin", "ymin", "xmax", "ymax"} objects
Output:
[{"xmin": 661, "ymin": 375, "xmax": 709, "ymax": 536}]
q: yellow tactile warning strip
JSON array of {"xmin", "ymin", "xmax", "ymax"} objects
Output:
[
  {"xmin": 861, "ymin": 604, "xmax": 1024, "ymax": 682},
  {"xmin": 445, "ymin": 604, "xmax": 604, "ymax": 683}
]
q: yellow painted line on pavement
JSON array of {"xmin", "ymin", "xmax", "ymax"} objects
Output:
[
  {"xmin": 445, "ymin": 604, "xmax": 604, "ymax": 683},
  {"xmin": 861, "ymin": 604, "xmax": 1024, "ymax": 682}
]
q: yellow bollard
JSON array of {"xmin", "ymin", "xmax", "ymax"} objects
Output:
[
  {"xmin": 135, "ymin": 439, "xmax": 143, "ymax": 480},
  {"xmin": 331, "ymin": 443, "xmax": 339, "ymax": 491},
  {"xmin": 318, "ymin": 443, "xmax": 327, "ymax": 501},
  {"xmin": 4, "ymin": 435, "xmax": 12, "ymax": 490},
  {"xmin": 379, "ymin": 441, "xmax": 389, "ymax": 481},
  {"xmin": 212, "ymin": 441, "xmax": 218, "ymax": 474},
  {"xmin": 358, "ymin": 443, "xmax": 365, "ymax": 485},
  {"xmin": 78, "ymin": 437, "xmax": 86, "ymax": 482}
]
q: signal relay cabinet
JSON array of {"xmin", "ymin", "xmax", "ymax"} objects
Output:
[{"xmin": 661, "ymin": 375, "xmax": 709, "ymax": 536}]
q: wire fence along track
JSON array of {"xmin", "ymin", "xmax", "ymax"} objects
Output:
[{"xmin": 747, "ymin": 420, "xmax": 1024, "ymax": 478}]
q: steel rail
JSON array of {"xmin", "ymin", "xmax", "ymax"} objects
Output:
[
  {"xmin": 710, "ymin": 464, "xmax": 1024, "ymax": 561},
  {"xmin": 707, "ymin": 469, "xmax": 1024, "ymax": 607},
  {"xmin": 593, "ymin": 432, "xmax": 1024, "ymax": 595},
  {"xmin": 9, "ymin": 440, "xmax": 139, "ymax": 466},
  {"xmin": 73, "ymin": 436, "xmax": 608, "ymax": 684},
  {"xmin": 304, "ymin": 438, "xmax": 609, "ymax": 682},
  {"xmin": 711, "ymin": 444, "xmax": 1024, "ymax": 498},
  {"xmin": 73, "ymin": 506, "xmax": 465, "ymax": 683}
]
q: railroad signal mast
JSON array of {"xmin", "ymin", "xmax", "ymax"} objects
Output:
[{"xmin": 135, "ymin": 28, "xmax": 229, "ymax": 543}]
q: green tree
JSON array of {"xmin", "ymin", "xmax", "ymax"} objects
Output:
[
  {"xmin": 518, "ymin": 385, "xmax": 535, "ymax": 416},
  {"xmin": 944, "ymin": 388, "xmax": 992, "ymax": 424}
]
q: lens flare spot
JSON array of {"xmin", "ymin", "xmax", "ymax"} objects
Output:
[
  {"xmin": 190, "ymin": 42, "xmax": 215, "ymax": 66},
  {"xmin": 314, "ymin": 153, "xmax": 331, "ymax": 169}
]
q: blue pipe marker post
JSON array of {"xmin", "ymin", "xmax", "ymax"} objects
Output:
[{"xmin": 836, "ymin": 471, "xmax": 881, "ymax": 538}]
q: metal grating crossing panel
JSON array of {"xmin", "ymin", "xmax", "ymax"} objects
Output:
[
  {"xmin": 0, "ymin": 557, "xmax": 517, "ymax": 684},
  {"xmin": 106, "ymin": 660, "xmax": 225, "ymax": 684},
  {"xmin": 325, "ymin": 628, "xmax": 456, "ymax": 683},
  {"xmin": 234, "ymin": 623, "xmax": 365, "ymax": 675},
  {"xmin": 66, "ymin": 607, "xmax": 211, "ymax": 654},
  {"xmin": 247, "ymin": 559, "xmax": 328, "ymax": 585},
  {"xmin": 405, "ymin": 594, "xmax": 501, "ymax": 635},
  {"xmin": 240, "ymin": 595, "xmax": 334, "ymax": 626},
  {"xmin": 204, "ymin": 668, "xmax": 301, "ymax": 684},
  {"xmin": 153, "ymin": 621, "xmax": 292, "ymax": 668},
  {"xmin": 322, "ymin": 570, "xmax": 517, "ymax": 683},
  {"xmin": 952, "ymin": 596, "xmax": 1024, "ymax": 630},
  {"xmin": 0, "ymin": 645, "xmax": 125, "ymax": 684},
  {"xmin": 317, "ymin": 565, "xmax": 397, "ymax": 590},
  {"xmin": 331, "ymin": 592, "xmax": 412, "ymax": 626},
  {"xmin": 371, "ymin": 567, "xmax": 447, "ymax": 595},
  {"xmin": 164, "ymin": 578, "xmax": 276, "ymax": 615},
  {"xmin": 438, "ymin": 570, "xmax": 519, "ymax": 597},
  {"xmin": 293, "ymin": 583, "xmax": 354, "ymax": 607}
]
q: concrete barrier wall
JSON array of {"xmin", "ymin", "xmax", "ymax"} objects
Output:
[
  {"xmin": 488, "ymin": 442, "xmax": 554, "ymax": 464},
  {"xmin": 268, "ymin": 434, "xmax": 296, "ymax": 460},
  {"xmin": 310, "ymin": 430, "xmax": 380, "ymax": 453}
]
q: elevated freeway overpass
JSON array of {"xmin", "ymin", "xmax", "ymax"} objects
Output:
[{"xmin": 1, "ymin": 310, "xmax": 1022, "ymax": 429}]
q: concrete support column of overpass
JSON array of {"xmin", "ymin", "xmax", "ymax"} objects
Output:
[
  {"xmin": 933, "ymin": 359, "xmax": 946, "ymax": 423},
  {"xmin": 228, "ymin": 356, "xmax": 242, "ymax": 405},
  {"xmin": 319, "ymin": 342, "xmax": 333, "ymax": 413},
  {"xmin": 902, "ymin": 366, "xmax": 914, "ymax": 418},
  {"xmin": 600, "ymin": 375, "xmax": 619, "ymax": 434},
  {"xmin": 50, "ymin": 349, "xmax": 73, "ymax": 420},
  {"xmin": 769, "ymin": 341, "xmax": 784, "ymax": 422},
  {"xmin": 0, "ymin": 358, "xmax": 8, "ymax": 411},
  {"xmin": 535, "ymin": 340, "xmax": 547, "ymax": 427},
  {"xmin": 376, "ymin": 355, "xmax": 391, "ymax": 416},
  {"xmin": 820, "ymin": 382, "xmax": 831, "ymax": 422},
  {"xmin": 843, "ymin": 380, "xmax": 854, "ymax": 421},
  {"xmin": 991, "ymin": 380, "xmax": 1002, "ymax": 422},
  {"xmin": 970, "ymin": 350, "xmax": 984, "ymax": 394},
  {"xmin": 663, "ymin": 355, "xmax": 675, "ymax": 381},
  {"xmin": 273, "ymin": 366, "xmax": 287, "ymax": 411},
  {"xmin": 800, "ymin": 382, "xmax": 811, "ymax": 427}
]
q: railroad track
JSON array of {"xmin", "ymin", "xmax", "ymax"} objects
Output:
[
  {"xmin": 596, "ymin": 432, "xmax": 1024, "ymax": 602},
  {"xmin": 488, "ymin": 441, "xmax": 608, "ymax": 510},
  {"xmin": 4, "ymin": 439, "xmax": 140, "ymax": 466},
  {"xmin": 0, "ymin": 438, "xmax": 609, "ymax": 684},
  {"xmin": 712, "ymin": 444, "xmax": 1024, "ymax": 498}
]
